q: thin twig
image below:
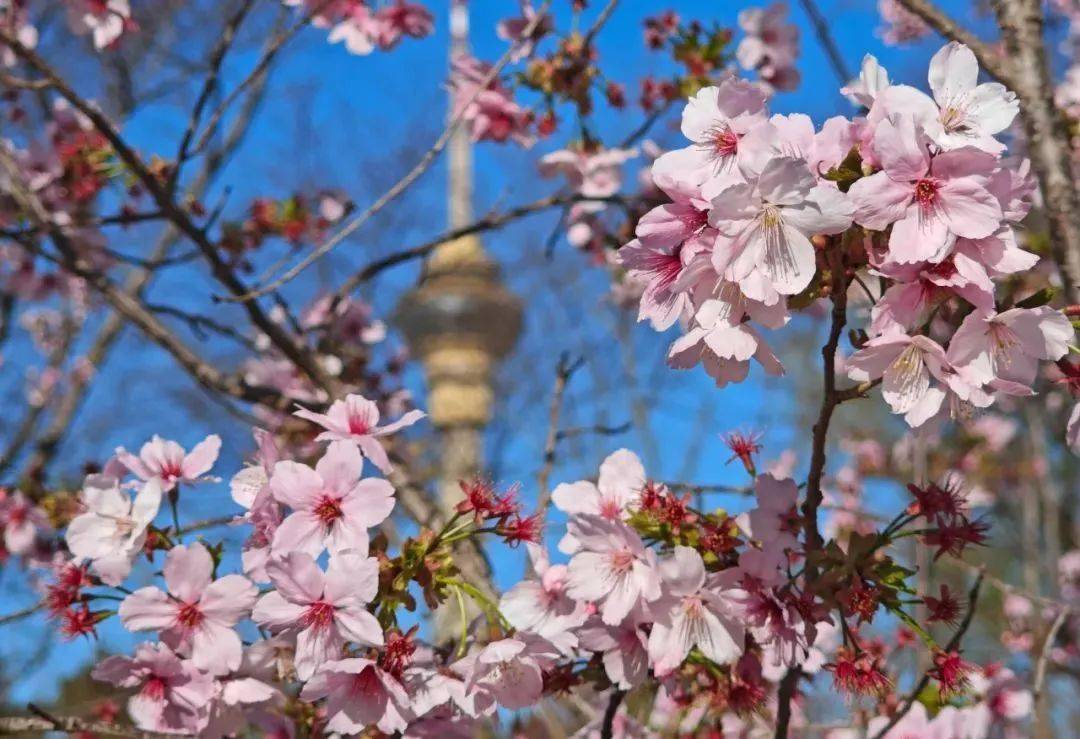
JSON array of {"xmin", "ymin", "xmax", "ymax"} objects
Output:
[
  {"xmin": 536, "ymin": 353, "xmax": 586, "ymax": 513},
  {"xmin": 796, "ymin": 0, "xmax": 852, "ymax": 84},
  {"xmin": 0, "ymin": 603, "xmax": 42, "ymax": 627},
  {"xmin": 1033, "ymin": 606, "xmax": 1070, "ymax": 705}
]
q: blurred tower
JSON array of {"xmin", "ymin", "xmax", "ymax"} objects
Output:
[{"xmin": 394, "ymin": 0, "xmax": 522, "ymax": 513}]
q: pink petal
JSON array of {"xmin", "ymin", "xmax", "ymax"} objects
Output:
[
  {"xmin": 200, "ymin": 574, "xmax": 258, "ymax": 625},
  {"xmin": 118, "ymin": 587, "xmax": 177, "ymax": 631},
  {"xmin": 252, "ymin": 591, "xmax": 306, "ymax": 630},
  {"xmin": 271, "ymin": 511, "xmax": 326, "ymax": 559},
  {"xmin": 269, "ymin": 460, "xmax": 324, "ymax": 510},
  {"xmin": 163, "ymin": 542, "xmax": 214, "ymax": 603},
  {"xmin": 314, "ymin": 441, "xmax": 364, "ymax": 494},
  {"xmin": 181, "ymin": 435, "xmax": 221, "ymax": 480},
  {"xmin": 265, "ymin": 550, "xmax": 325, "ymax": 604},
  {"xmin": 191, "ymin": 621, "xmax": 244, "ymax": 675}
]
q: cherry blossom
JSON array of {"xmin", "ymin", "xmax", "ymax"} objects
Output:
[
  {"xmin": 647, "ymin": 547, "xmax": 747, "ymax": 675},
  {"xmin": 92, "ymin": 642, "xmax": 215, "ymax": 734},
  {"xmin": 946, "ymin": 306, "xmax": 1073, "ymax": 391},
  {"xmin": 119, "ymin": 542, "xmax": 258, "ymax": 675},
  {"xmin": 654, "ymin": 78, "xmax": 768, "ymax": 182},
  {"xmin": 551, "ymin": 448, "xmax": 644, "ymax": 552},
  {"xmin": 294, "ymin": 392, "xmax": 424, "ymax": 472},
  {"xmin": 0, "ymin": 489, "xmax": 49, "ymax": 555},
  {"xmin": 115, "ymin": 434, "xmax": 222, "ymax": 492},
  {"xmin": 736, "ymin": 3, "xmax": 800, "ymax": 91},
  {"xmin": 301, "ymin": 658, "xmax": 409, "ymax": 734},
  {"xmin": 926, "ymin": 42, "xmax": 1019, "ymax": 154},
  {"xmin": 846, "ymin": 332, "xmax": 958, "ymax": 426},
  {"xmin": 65, "ymin": 475, "xmax": 161, "ymax": 585},
  {"xmin": 565, "ymin": 515, "xmax": 662, "ymax": 625},
  {"xmin": 848, "ymin": 116, "xmax": 1002, "ymax": 264},
  {"xmin": 499, "ymin": 543, "xmax": 588, "ymax": 650},
  {"xmin": 65, "ymin": 0, "xmax": 131, "ymax": 49},
  {"xmin": 269, "ymin": 439, "xmax": 394, "ymax": 557},
  {"xmin": 712, "ymin": 155, "xmax": 853, "ymax": 294},
  {"xmin": 460, "ymin": 635, "xmax": 558, "ymax": 711},
  {"xmin": 252, "ymin": 550, "xmax": 382, "ymax": 680}
]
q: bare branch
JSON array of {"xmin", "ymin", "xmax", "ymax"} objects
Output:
[
  {"xmin": 795, "ymin": 0, "xmax": 852, "ymax": 84},
  {"xmin": 536, "ymin": 353, "xmax": 586, "ymax": 513}
]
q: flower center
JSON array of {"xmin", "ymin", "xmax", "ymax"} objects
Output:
[
  {"xmin": 610, "ymin": 548, "xmax": 635, "ymax": 574},
  {"xmin": 347, "ymin": 415, "xmax": 372, "ymax": 435},
  {"xmin": 141, "ymin": 676, "xmax": 166, "ymax": 702},
  {"xmin": 313, "ymin": 495, "xmax": 343, "ymax": 525},
  {"xmin": 175, "ymin": 602, "xmax": 204, "ymax": 629},
  {"xmin": 598, "ymin": 496, "xmax": 622, "ymax": 519},
  {"xmin": 711, "ymin": 127, "xmax": 739, "ymax": 156},
  {"xmin": 914, "ymin": 178, "xmax": 939, "ymax": 207},
  {"xmin": 302, "ymin": 600, "xmax": 336, "ymax": 630}
]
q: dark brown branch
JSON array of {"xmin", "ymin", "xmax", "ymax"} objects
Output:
[
  {"xmin": 0, "ymin": 603, "xmax": 42, "ymax": 627},
  {"xmin": 776, "ymin": 245, "xmax": 850, "ymax": 739},
  {"xmin": 600, "ymin": 688, "xmax": 625, "ymax": 739}
]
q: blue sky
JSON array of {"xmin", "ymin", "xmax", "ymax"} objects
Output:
[{"xmin": 0, "ymin": 0, "xmax": 1006, "ymax": 707}]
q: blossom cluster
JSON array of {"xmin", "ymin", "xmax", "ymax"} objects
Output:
[{"xmin": 619, "ymin": 42, "xmax": 1076, "ymax": 436}]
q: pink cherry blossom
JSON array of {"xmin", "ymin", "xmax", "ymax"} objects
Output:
[
  {"xmin": 252, "ymin": 550, "xmax": 383, "ymax": 680},
  {"xmin": 0, "ymin": 489, "xmax": 50, "ymax": 555},
  {"xmin": 736, "ymin": 3, "xmax": 800, "ymax": 91},
  {"xmin": 565, "ymin": 515, "xmax": 662, "ymax": 625},
  {"xmin": 119, "ymin": 542, "xmax": 258, "ymax": 675},
  {"xmin": 269, "ymin": 439, "xmax": 394, "ymax": 557},
  {"xmin": 65, "ymin": 0, "xmax": 131, "ymax": 50},
  {"xmin": 946, "ymin": 306, "xmax": 1073, "ymax": 391},
  {"xmin": 667, "ymin": 301, "xmax": 786, "ymax": 389},
  {"xmin": 294, "ymin": 392, "xmax": 424, "ymax": 473},
  {"xmin": 551, "ymin": 448, "xmax": 644, "ymax": 552},
  {"xmin": 499, "ymin": 543, "xmax": 587, "ymax": 650},
  {"xmin": 577, "ymin": 616, "xmax": 650, "ymax": 689},
  {"xmin": 709, "ymin": 156, "xmax": 853, "ymax": 296},
  {"xmin": 92, "ymin": 642, "xmax": 215, "ymax": 734},
  {"xmin": 927, "ymin": 42, "xmax": 1018, "ymax": 153},
  {"xmin": 496, "ymin": 1, "xmax": 553, "ymax": 61},
  {"xmin": 65, "ymin": 475, "xmax": 162, "ymax": 585},
  {"xmin": 115, "ymin": 434, "xmax": 221, "ymax": 492},
  {"xmin": 202, "ymin": 640, "xmax": 285, "ymax": 738},
  {"xmin": 300, "ymin": 658, "xmax": 408, "ymax": 734},
  {"xmin": 461, "ymin": 635, "xmax": 558, "ymax": 711},
  {"xmin": 449, "ymin": 53, "xmax": 534, "ymax": 146},
  {"xmin": 842, "ymin": 54, "xmax": 890, "ymax": 108},
  {"xmin": 656, "ymin": 77, "xmax": 769, "ymax": 182},
  {"xmin": 747, "ymin": 474, "xmax": 801, "ymax": 549},
  {"xmin": 877, "ymin": 0, "xmax": 929, "ymax": 46},
  {"xmin": 372, "ymin": 1, "xmax": 434, "ymax": 50},
  {"xmin": 648, "ymin": 547, "xmax": 747, "ymax": 675},
  {"xmin": 846, "ymin": 332, "xmax": 956, "ymax": 426},
  {"xmin": 849, "ymin": 116, "xmax": 1002, "ymax": 265}
]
